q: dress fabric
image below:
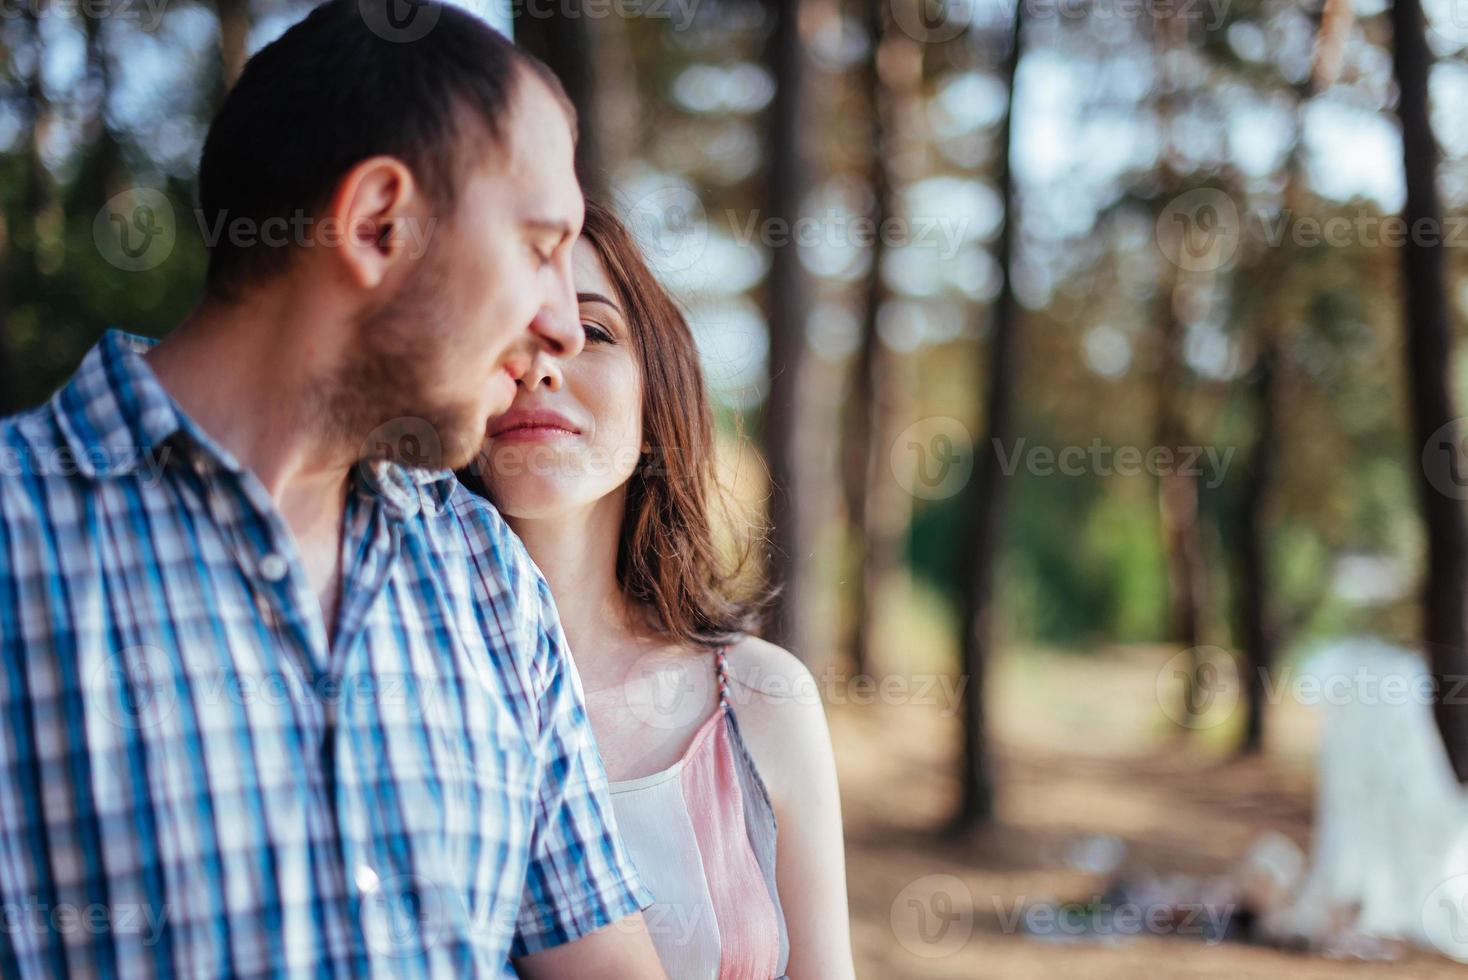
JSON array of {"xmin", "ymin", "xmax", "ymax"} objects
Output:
[{"xmin": 608, "ymin": 649, "xmax": 791, "ymax": 979}]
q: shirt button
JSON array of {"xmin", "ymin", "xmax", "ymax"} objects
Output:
[
  {"xmin": 258, "ymin": 553, "xmax": 289, "ymax": 582},
  {"xmin": 355, "ymin": 864, "xmax": 380, "ymax": 895}
]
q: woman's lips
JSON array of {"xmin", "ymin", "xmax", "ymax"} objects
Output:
[
  {"xmin": 491, "ymin": 425, "xmax": 579, "ymax": 444},
  {"xmin": 488, "ymin": 408, "xmax": 582, "ymax": 444}
]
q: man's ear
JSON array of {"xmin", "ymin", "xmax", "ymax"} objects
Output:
[{"xmin": 325, "ymin": 155, "xmax": 420, "ymax": 291}]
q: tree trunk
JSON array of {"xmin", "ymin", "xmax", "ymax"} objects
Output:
[
  {"xmin": 587, "ymin": 7, "xmax": 639, "ymax": 188},
  {"xmin": 1155, "ymin": 272, "xmax": 1213, "ymax": 725},
  {"xmin": 23, "ymin": 3, "xmax": 55, "ymax": 242},
  {"xmin": 759, "ymin": 0, "xmax": 812, "ymax": 656},
  {"xmin": 1233, "ymin": 0, "xmax": 1344, "ymax": 757},
  {"xmin": 1151, "ymin": 10, "xmax": 1211, "ymax": 729},
  {"xmin": 5, "ymin": 4, "xmax": 56, "ymax": 414},
  {"xmin": 513, "ymin": 8, "xmax": 604, "ymax": 197},
  {"xmin": 79, "ymin": 11, "xmax": 124, "ymax": 208},
  {"xmin": 0, "ymin": 26, "xmax": 21, "ymax": 416},
  {"xmin": 1232, "ymin": 5, "xmax": 1341, "ymax": 753},
  {"xmin": 1233, "ymin": 339, "xmax": 1278, "ymax": 753},
  {"xmin": 0, "ymin": 209, "xmax": 13, "ymax": 418},
  {"xmin": 840, "ymin": 2, "xmax": 905, "ymax": 677},
  {"xmin": 215, "ymin": 0, "xmax": 249, "ymax": 91},
  {"xmin": 1391, "ymin": 0, "xmax": 1468, "ymax": 780},
  {"xmin": 951, "ymin": 0, "xmax": 1023, "ymax": 833}
]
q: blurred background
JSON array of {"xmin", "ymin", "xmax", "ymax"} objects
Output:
[{"xmin": 8, "ymin": 0, "xmax": 1468, "ymax": 974}]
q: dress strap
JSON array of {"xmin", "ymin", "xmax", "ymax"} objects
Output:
[{"xmin": 714, "ymin": 646, "xmax": 731, "ymax": 709}]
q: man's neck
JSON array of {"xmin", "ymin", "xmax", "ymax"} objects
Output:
[{"xmin": 144, "ymin": 290, "xmax": 356, "ymax": 549}]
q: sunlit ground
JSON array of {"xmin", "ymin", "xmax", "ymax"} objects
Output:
[{"xmin": 832, "ymin": 600, "xmax": 1464, "ymax": 978}]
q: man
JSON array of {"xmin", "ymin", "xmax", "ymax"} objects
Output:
[{"xmin": 0, "ymin": 1, "xmax": 666, "ymax": 976}]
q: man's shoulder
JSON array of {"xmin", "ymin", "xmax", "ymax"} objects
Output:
[
  {"xmin": 0, "ymin": 403, "xmax": 78, "ymax": 515},
  {"xmin": 437, "ymin": 478, "xmax": 554, "ymax": 652},
  {"xmin": 442, "ymin": 478, "xmax": 511, "ymax": 546},
  {"xmin": 0, "ymin": 402, "xmax": 66, "ymax": 468},
  {"xmin": 438, "ymin": 478, "xmax": 538, "ymax": 586}
]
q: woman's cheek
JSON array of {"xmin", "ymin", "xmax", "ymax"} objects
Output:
[{"xmin": 575, "ymin": 358, "xmax": 644, "ymax": 465}]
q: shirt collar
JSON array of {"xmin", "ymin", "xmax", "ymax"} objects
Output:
[
  {"xmin": 52, "ymin": 328, "xmax": 460, "ymax": 514},
  {"xmin": 355, "ymin": 458, "xmax": 461, "ymax": 520},
  {"xmin": 52, "ymin": 328, "xmax": 201, "ymax": 479}
]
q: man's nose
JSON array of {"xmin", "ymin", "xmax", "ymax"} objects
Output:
[{"xmin": 531, "ymin": 263, "xmax": 584, "ymax": 359}]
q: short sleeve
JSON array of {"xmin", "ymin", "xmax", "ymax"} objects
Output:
[{"xmin": 509, "ymin": 573, "xmax": 654, "ymax": 957}]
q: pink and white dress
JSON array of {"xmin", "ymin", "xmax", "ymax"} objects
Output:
[{"xmin": 608, "ymin": 648, "xmax": 790, "ymax": 979}]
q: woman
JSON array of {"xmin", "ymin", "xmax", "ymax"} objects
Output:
[{"xmin": 459, "ymin": 199, "xmax": 855, "ymax": 979}]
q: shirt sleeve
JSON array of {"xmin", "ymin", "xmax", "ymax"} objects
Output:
[{"xmin": 509, "ymin": 559, "xmax": 655, "ymax": 957}]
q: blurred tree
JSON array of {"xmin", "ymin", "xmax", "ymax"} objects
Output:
[
  {"xmin": 951, "ymin": 0, "xmax": 1023, "ymax": 833},
  {"xmin": 1152, "ymin": 10, "xmax": 1214, "ymax": 730},
  {"xmin": 1231, "ymin": 0, "xmax": 1346, "ymax": 756},
  {"xmin": 760, "ymin": 0, "xmax": 813, "ymax": 656},
  {"xmin": 840, "ymin": 1, "xmax": 918, "ymax": 677},
  {"xmin": 78, "ymin": 13, "xmax": 124, "ymax": 207},
  {"xmin": 585, "ymin": 11, "xmax": 641, "ymax": 193},
  {"xmin": 2, "ymin": 2, "xmax": 59, "ymax": 416},
  {"xmin": 1231, "ymin": 306, "xmax": 1282, "ymax": 754},
  {"xmin": 216, "ymin": 0, "xmax": 250, "ymax": 88},
  {"xmin": 0, "ymin": 21, "xmax": 15, "ymax": 416},
  {"xmin": 1391, "ymin": 0, "xmax": 1468, "ymax": 779},
  {"xmin": 515, "ymin": 7, "xmax": 604, "ymax": 197},
  {"xmin": 0, "ymin": 216, "xmax": 10, "ymax": 417}
]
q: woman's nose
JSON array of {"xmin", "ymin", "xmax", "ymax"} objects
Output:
[{"xmin": 519, "ymin": 351, "xmax": 563, "ymax": 392}]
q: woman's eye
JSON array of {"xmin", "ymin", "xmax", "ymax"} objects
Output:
[{"xmin": 582, "ymin": 322, "xmax": 615, "ymax": 345}]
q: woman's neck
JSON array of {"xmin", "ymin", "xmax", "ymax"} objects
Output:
[{"xmin": 506, "ymin": 490, "xmax": 643, "ymax": 676}]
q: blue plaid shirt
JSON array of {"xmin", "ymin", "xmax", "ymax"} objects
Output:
[{"xmin": 0, "ymin": 329, "xmax": 652, "ymax": 977}]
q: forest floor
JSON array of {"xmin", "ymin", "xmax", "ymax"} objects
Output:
[{"xmin": 832, "ymin": 644, "xmax": 1468, "ymax": 979}]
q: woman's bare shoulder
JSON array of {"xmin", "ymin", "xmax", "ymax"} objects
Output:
[{"xmin": 721, "ymin": 635, "xmax": 835, "ymax": 807}]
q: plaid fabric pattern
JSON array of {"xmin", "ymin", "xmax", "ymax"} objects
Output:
[{"xmin": 0, "ymin": 329, "xmax": 651, "ymax": 978}]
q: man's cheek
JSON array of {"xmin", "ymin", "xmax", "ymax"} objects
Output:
[{"xmin": 499, "ymin": 289, "xmax": 543, "ymax": 335}]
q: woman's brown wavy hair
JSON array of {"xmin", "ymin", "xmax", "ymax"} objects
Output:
[{"xmin": 462, "ymin": 198, "xmax": 771, "ymax": 649}]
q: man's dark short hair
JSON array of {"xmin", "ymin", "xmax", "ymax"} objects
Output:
[{"xmin": 197, "ymin": 0, "xmax": 574, "ymax": 300}]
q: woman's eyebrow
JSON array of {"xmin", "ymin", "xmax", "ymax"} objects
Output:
[{"xmin": 577, "ymin": 291, "xmax": 624, "ymax": 315}]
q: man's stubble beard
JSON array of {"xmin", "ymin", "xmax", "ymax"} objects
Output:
[{"xmin": 320, "ymin": 248, "xmax": 487, "ymax": 474}]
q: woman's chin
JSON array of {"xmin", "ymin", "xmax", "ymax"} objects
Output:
[{"xmin": 484, "ymin": 480, "xmax": 587, "ymax": 521}]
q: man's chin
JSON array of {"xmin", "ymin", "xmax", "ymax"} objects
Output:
[
  {"xmin": 359, "ymin": 410, "xmax": 485, "ymax": 475},
  {"xmin": 426, "ymin": 418, "xmax": 485, "ymax": 473},
  {"xmin": 484, "ymin": 387, "xmax": 516, "ymax": 424},
  {"xmin": 439, "ymin": 439, "xmax": 482, "ymax": 474}
]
